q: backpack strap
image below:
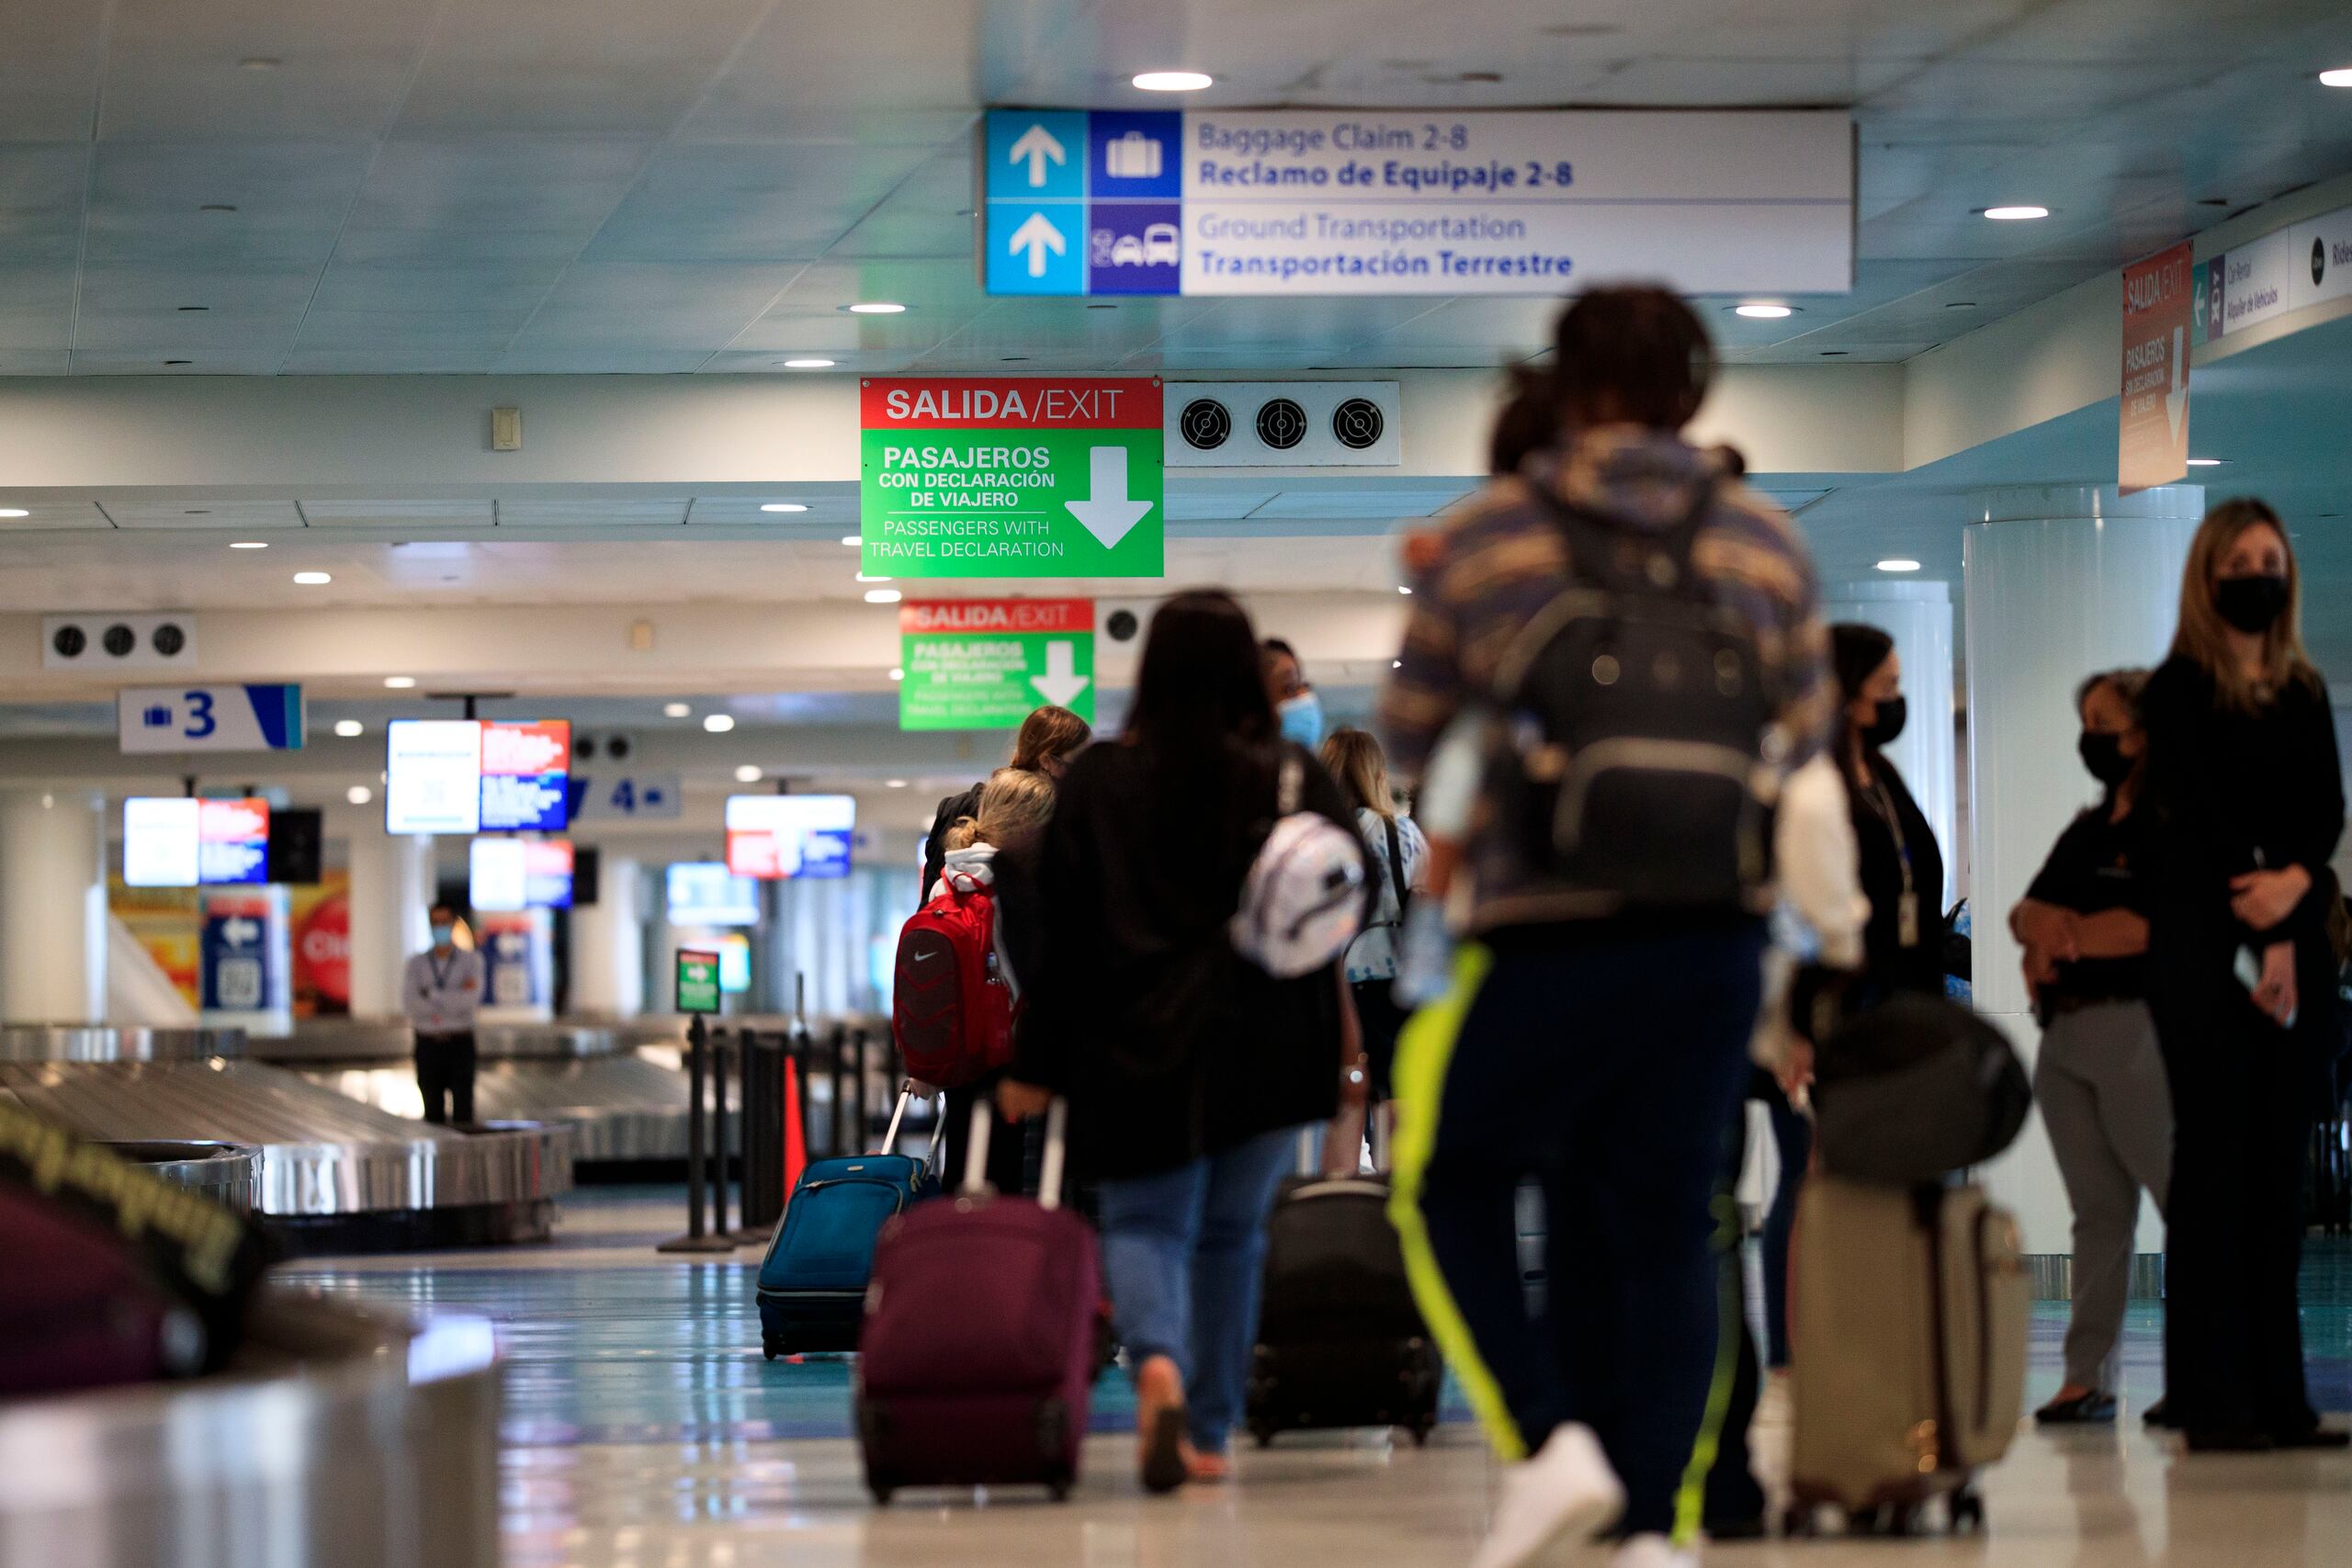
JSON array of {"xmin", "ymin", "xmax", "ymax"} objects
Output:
[
  {"xmin": 1533, "ymin": 474, "xmax": 1719, "ymax": 600},
  {"xmin": 1382, "ymin": 815, "xmax": 1411, "ymax": 918}
]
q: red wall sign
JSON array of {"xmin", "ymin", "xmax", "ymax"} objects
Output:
[{"xmin": 2120, "ymin": 242, "xmax": 2194, "ymax": 494}]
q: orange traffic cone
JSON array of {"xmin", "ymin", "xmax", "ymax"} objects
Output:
[{"xmin": 778, "ymin": 1049, "xmax": 809, "ymax": 1213}]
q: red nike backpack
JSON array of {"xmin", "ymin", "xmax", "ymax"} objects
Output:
[{"xmin": 891, "ymin": 876, "xmax": 1015, "ymax": 1089}]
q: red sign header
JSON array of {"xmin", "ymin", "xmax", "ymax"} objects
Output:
[
  {"xmin": 862, "ymin": 378, "xmax": 1160, "ymax": 431},
  {"xmin": 900, "ymin": 598, "xmax": 1094, "ymax": 636}
]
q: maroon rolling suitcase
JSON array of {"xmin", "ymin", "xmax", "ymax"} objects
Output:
[{"xmin": 855, "ymin": 1099, "xmax": 1101, "ymax": 1503}]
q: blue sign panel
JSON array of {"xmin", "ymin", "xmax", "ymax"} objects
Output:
[{"xmin": 119, "ymin": 684, "xmax": 304, "ymax": 754}]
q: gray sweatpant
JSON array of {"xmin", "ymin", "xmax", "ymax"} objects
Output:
[{"xmin": 2035, "ymin": 999, "xmax": 2173, "ymax": 1391}]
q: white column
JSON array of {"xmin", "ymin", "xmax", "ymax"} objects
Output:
[
  {"xmin": 1822, "ymin": 579, "xmax": 1959, "ymax": 906},
  {"xmin": 569, "ymin": 855, "xmax": 645, "ymax": 1018},
  {"xmin": 1963, "ymin": 482, "xmax": 2204, "ymax": 1256},
  {"xmin": 0, "ymin": 789, "xmax": 107, "ymax": 1021},
  {"xmin": 345, "ymin": 820, "xmax": 434, "ymax": 1021}
]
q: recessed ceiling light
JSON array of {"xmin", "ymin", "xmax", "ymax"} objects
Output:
[
  {"xmin": 781, "ymin": 357, "xmax": 835, "ymax": 369},
  {"xmin": 0, "ymin": 508, "xmax": 28, "ymax": 518},
  {"xmin": 345, "ymin": 784, "xmax": 372, "ymax": 807},
  {"xmin": 865, "ymin": 588, "xmax": 903, "ymax": 604},
  {"xmin": 759, "ymin": 502, "xmax": 808, "ymax": 513},
  {"xmin": 886, "ymin": 779, "xmax": 909, "ymax": 789},
  {"xmin": 703, "ymin": 714, "xmax": 736, "ymax": 733},
  {"xmin": 845, "ymin": 301, "xmax": 906, "ymax": 315},
  {"xmin": 734, "ymin": 764, "xmax": 762, "ymax": 784},
  {"xmin": 1133, "ymin": 70, "xmax": 1214, "ymax": 92},
  {"xmin": 2320, "ymin": 67, "xmax": 2352, "ymax": 87},
  {"xmin": 1876, "ymin": 558, "xmax": 1923, "ymax": 573},
  {"xmin": 292, "ymin": 570, "xmax": 331, "ymax": 585},
  {"xmin": 383, "ymin": 676, "xmax": 417, "ymax": 689},
  {"xmin": 1983, "ymin": 205, "xmax": 2049, "ymax": 221},
  {"xmin": 2185, "ymin": 457, "xmax": 2225, "ymax": 467},
  {"xmin": 334, "ymin": 719, "xmax": 364, "ymax": 739},
  {"xmin": 239, "ymin": 57, "xmax": 281, "ymax": 70},
  {"xmin": 229, "ymin": 539, "xmax": 267, "ymax": 548},
  {"xmin": 841, "ymin": 535, "xmax": 862, "ymax": 547},
  {"xmin": 1733, "ymin": 302, "xmax": 1794, "ymax": 319},
  {"xmin": 663, "ymin": 702, "xmax": 692, "ymax": 718}
]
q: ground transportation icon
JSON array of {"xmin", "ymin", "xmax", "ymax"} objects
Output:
[
  {"xmin": 1144, "ymin": 223, "xmax": 1180, "ymax": 265},
  {"xmin": 1109, "ymin": 233, "xmax": 1146, "ymax": 266}
]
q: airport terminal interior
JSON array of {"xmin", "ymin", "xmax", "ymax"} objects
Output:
[{"xmin": 3, "ymin": 2, "xmax": 2352, "ymax": 1564}]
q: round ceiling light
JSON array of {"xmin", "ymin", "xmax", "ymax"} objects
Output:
[
  {"xmin": 703, "ymin": 714, "xmax": 736, "ymax": 733},
  {"xmin": 382, "ymin": 675, "xmax": 416, "ymax": 689},
  {"xmin": 734, "ymin": 764, "xmax": 762, "ymax": 784},
  {"xmin": 345, "ymin": 785, "xmax": 372, "ymax": 806},
  {"xmin": 663, "ymin": 702, "xmax": 692, "ymax": 718},
  {"xmin": 1134, "ymin": 71, "xmax": 1214, "ymax": 91},
  {"xmin": 865, "ymin": 588, "xmax": 904, "ymax": 604},
  {"xmin": 759, "ymin": 502, "xmax": 808, "ymax": 513},
  {"xmin": 845, "ymin": 301, "xmax": 906, "ymax": 315},
  {"xmin": 292, "ymin": 570, "xmax": 332, "ymax": 585},
  {"xmin": 782, "ymin": 357, "xmax": 835, "ymax": 368},
  {"xmin": 229, "ymin": 539, "xmax": 267, "ymax": 548},
  {"xmin": 334, "ymin": 719, "xmax": 364, "ymax": 738},
  {"xmin": 1876, "ymin": 558, "xmax": 1923, "ymax": 573},
  {"xmin": 1983, "ymin": 205, "xmax": 2050, "ymax": 221},
  {"xmin": 1734, "ymin": 302, "xmax": 1794, "ymax": 319}
]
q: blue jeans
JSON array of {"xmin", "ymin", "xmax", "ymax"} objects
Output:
[{"xmin": 1096, "ymin": 1128, "xmax": 1298, "ymax": 1453}]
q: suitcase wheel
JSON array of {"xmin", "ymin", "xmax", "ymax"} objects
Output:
[
  {"xmin": 1781, "ymin": 1504, "xmax": 1818, "ymax": 1540},
  {"xmin": 763, "ymin": 1335, "xmax": 791, "ymax": 1360},
  {"xmin": 867, "ymin": 1474, "xmax": 896, "ymax": 1506},
  {"xmin": 1948, "ymin": 1487, "xmax": 1985, "ymax": 1534},
  {"xmin": 1250, "ymin": 1420, "xmax": 1278, "ymax": 1450},
  {"xmin": 1405, "ymin": 1419, "xmax": 1433, "ymax": 1448},
  {"xmin": 1047, "ymin": 1472, "xmax": 1074, "ymax": 1504}
]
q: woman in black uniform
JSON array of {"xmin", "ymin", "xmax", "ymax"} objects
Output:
[
  {"xmin": 1832, "ymin": 624, "xmax": 1947, "ymax": 1000},
  {"xmin": 2140, "ymin": 498, "xmax": 2346, "ymax": 1451}
]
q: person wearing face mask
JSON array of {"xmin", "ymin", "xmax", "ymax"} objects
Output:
[
  {"xmin": 1262, "ymin": 638, "xmax": 1326, "ymax": 750},
  {"xmin": 2139, "ymin": 498, "xmax": 2346, "ymax": 1452},
  {"xmin": 402, "ymin": 902, "xmax": 484, "ymax": 1125},
  {"xmin": 1830, "ymin": 623, "xmax": 1947, "ymax": 1001},
  {"xmin": 2009, "ymin": 670, "xmax": 2171, "ymax": 1427}
]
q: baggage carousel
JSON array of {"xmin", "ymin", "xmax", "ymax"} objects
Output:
[{"xmin": 0, "ymin": 1025, "xmax": 570, "ymax": 1254}]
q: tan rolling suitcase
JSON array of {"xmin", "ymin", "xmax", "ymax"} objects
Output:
[{"xmin": 1786, "ymin": 1174, "xmax": 2028, "ymax": 1536}]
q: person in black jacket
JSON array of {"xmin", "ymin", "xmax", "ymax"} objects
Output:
[
  {"xmin": 1831, "ymin": 623, "xmax": 1947, "ymax": 1000},
  {"xmin": 2139, "ymin": 497, "xmax": 2346, "ymax": 1451},
  {"xmin": 919, "ymin": 704, "xmax": 1090, "ymax": 898},
  {"xmin": 1001, "ymin": 590, "xmax": 1365, "ymax": 1493}
]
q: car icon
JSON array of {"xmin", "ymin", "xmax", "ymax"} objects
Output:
[
  {"xmin": 1143, "ymin": 223, "xmax": 1180, "ymax": 265},
  {"xmin": 1110, "ymin": 233, "xmax": 1146, "ymax": 266}
]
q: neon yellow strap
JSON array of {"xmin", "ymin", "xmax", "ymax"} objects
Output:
[
  {"xmin": 1385, "ymin": 943, "xmax": 1530, "ymax": 1461},
  {"xmin": 1671, "ymin": 1186, "xmax": 1745, "ymax": 1546}
]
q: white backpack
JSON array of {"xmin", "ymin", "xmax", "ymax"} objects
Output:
[{"xmin": 1231, "ymin": 755, "xmax": 1367, "ymax": 978}]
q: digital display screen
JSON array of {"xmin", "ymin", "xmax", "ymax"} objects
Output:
[
  {"xmin": 724, "ymin": 794, "xmax": 856, "ymax": 880},
  {"xmin": 124, "ymin": 797, "xmax": 270, "ymax": 888},
  {"xmin": 386, "ymin": 719, "xmax": 571, "ymax": 835},
  {"xmin": 469, "ymin": 838, "xmax": 575, "ymax": 911},
  {"xmin": 718, "ymin": 932, "xmax": 753, "ymax": 995},
  {"xmin": 665, "ymin": 862, "xmax": 761, "ymax": 927}
]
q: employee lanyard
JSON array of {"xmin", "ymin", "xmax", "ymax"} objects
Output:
[
  {"xmin": 427, "ymin": 952, "xmax": 463, "ymax": 990},
  {"xmin": 1859, "ymin": 770, "xmax": 1922, "ymax": 950}
]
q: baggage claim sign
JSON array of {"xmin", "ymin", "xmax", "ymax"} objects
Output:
[{"xmin": 859, "ymin": 377, "xmax": 1163, "ymax": 579}]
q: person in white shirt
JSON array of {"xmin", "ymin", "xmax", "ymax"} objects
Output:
[
  {"xmin": 1319, "ymin": 727, "xmax": 1430, "ymax": 1171},
  {"xmin": 402, "ymin": 903, "xmax": 485, "ymax": 1125}
]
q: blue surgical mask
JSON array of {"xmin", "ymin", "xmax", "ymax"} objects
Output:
[
  {"xmin": 1277, "ymin": 690, "xmax": 1325, "ymax": 749},
  {"xmin": 430, "ymin": 924, "xmax": 456, "ymax": 946}
]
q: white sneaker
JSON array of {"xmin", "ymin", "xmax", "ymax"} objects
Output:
[
  {"xmin": 1613, "ymin": 1534, "xmax": 1696, "ymax": 1568},
  {"xmin": 1469, "ymin": 1423, "xmax": 1627, "ymax": 1568}
]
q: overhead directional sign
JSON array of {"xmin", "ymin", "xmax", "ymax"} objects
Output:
[
  {"xmin": 571, "ymin": 773, "xmax": 684, "ymax": 821},
  {"xmin": 899, "ymin": 599, "xmax": 1096, "ymax": 731},
  {"xmin": 860, "ymin": 378, "xmax": 1162, "ymax": 578},
  {"xmin": 119, "ymin": 684, "xmax": 304, "ymax": 754},
  {"xmin": 982, "ymin": 107, "xmax": 1853, "ymax": 298}
]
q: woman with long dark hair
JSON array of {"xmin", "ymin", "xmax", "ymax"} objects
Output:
[
  {"xmin": 2140, "ymin": 498, "xmax": 2346, "ymax": 1450},
  {"xmin": 1001, "ymin": 590, "xmax": 1364, "ymax": 1490},
  {"xmin": 1830, "ymin": 623, "xmax": 1947, "ymax": 999}
]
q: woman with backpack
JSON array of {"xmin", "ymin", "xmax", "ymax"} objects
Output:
[
  {"xmin": 2139, "ymin": 498, "xmax": 2345, "ymax": 1451},
  {"xmin": 1000, "ymin": 589, "xmax": 1368, "ymax": 1492},
  {"xmin": 1319, "ymin": 726, "xmax": 1428, "ymax": 1170},
  {"xmin": 920, "ymin": 704, "xmax": 1091, "ymax": 898},
  {"xmin": 922, "ymin": 768, "xmax": 1056, "ymax": 1199}
]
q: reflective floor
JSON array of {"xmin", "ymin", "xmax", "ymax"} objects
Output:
[{"xmin": 279, "ymin": 1190, "xmax": 2352, "ymax": 1566}]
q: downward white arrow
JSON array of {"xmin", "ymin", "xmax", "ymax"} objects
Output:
[
  {"xmin": 2163, "ymin": 323, "xmax": 2190, "ymax": 444},
  {"xmin": 1008, "ymin": 212, "xmax": 1066, "ymax": 278},
  {"xmin": 1008, "ymin": 124, "xmax": 1067, "ymax": 187},
  {"xmin": 1063, "ymin": 446, "xmax": 1153, "ymax": 548},
  {"xmin": 1031, "ymin": 640, "xmax": 1091, "ymax": 707}
]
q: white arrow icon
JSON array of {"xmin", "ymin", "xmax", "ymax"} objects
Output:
[
  {"xmin": 1008, "ymin": 212, "xmax": 1066, "ymax": 278},
  {"xmin": 1031, "ymin": 640, "xmax": 1091, "ymax": 708},
  {"xmin": 220, "ymin": 917, "xmax": 260, "ymax": 947},
  {"xmin": 1063, "ymin": 446, "xmax": 1153, "ymax": 548},
  {"xmin": 2163, "ymin": 323, "xmax": 2189, "ymax": 444},
  {"xmin": 1008, "ymin": 123, "xmax": 1066, "ymax": 187}
]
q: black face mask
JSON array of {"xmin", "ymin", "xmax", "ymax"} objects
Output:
[
  {"xmin": 1861, "ymin": 694, "xmax": 1907, "ymax": 749},
  {"xmin": 2078, "ymin": 731, "xmax": 2134, "ymax": 787},
  {"xmin": 2214, "ymin": 573, "xmax": 2290, "ymax": 634}
]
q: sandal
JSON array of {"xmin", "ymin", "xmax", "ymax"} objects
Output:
[{"xmin": 1136, "ymin": 1355, "xmax": 1189, "ymax": 1494}]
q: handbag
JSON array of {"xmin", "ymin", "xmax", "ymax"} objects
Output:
[{"xmin": 1811, "ymin": 991, "xmax": 2033, "ymax": 1185}]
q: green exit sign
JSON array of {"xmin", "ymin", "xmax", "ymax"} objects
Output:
[{"xmin": 899, "ymin": 599, "xmax": 1094, "ymax": 731}]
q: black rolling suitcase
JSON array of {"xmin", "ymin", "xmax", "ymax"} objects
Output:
[{"xmin": 1245, "ymin": 1170, "xmax": 1442, "ymax": 1447}]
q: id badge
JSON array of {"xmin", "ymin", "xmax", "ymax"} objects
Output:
[{"xmin": 1897, "ymin": 892, "xmax": 1921, "ymax": 949}]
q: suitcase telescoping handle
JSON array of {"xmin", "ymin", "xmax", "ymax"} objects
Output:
[
  {"xmin": 961, "ymin": 1095, "xmax": 1070, "ymax": 1211},
  {"xmin": 878, "ymin": 1079, "xmax": 948, "ymax": 1160}
]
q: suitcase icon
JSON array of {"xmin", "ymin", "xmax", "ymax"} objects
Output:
[{"xmin": 1104, "ymin": 130, "xmax": 1162, "ymax": 180}]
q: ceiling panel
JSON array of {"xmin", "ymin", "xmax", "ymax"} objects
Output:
[
  {"xmin": 103, "ymin": 499, "xmax": 305, "ymax": 530},
  {"xmin": 496, "ymin": 498, "xmax": 690, "ymax": 525},
  {"xmin": 98, "ymin": 0, "xmax": 439, "ymax": 141},
  {"xmin": 0, "ymin": 501, "xmax": 107, "ymax": 531},
  {"xmin": 0, "ymin": 0, "xmax": 109, "ymax": 141},
  {"xmin": 302, "ymin": 500, "xmax": 495, "ymax": 527},
  {"xmin": 581, "ymin": 142, "xmax": 934, "ymax": 265}
]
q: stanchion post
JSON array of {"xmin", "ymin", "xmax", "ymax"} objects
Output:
[
  {"xmin": 711, "ymin": 1028, "xmax": 732, "ymax": 1236},
  {"xmin": 658, "ymin": 1010, "xmax": 737, "ymax": 1254}
]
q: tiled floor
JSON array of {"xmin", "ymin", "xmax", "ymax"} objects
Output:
[{"xmin": 279, "ymin": 1190, "xmax": 2352, "ymax": 1566}]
